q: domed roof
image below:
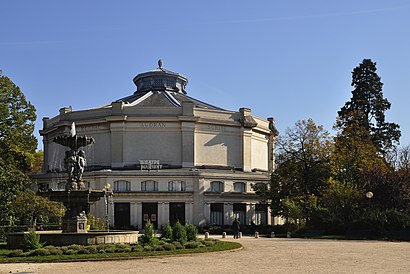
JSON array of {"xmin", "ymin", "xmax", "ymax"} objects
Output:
[
  {"xmin": 110, "ymin": 60, "xmax": 225, "ymax": 111},
  {"xmin": 132, "ymin": 59, "xmax": 188, "ymax": 94}
]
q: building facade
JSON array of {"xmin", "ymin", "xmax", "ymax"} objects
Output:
[{"xmin": 35, "ymin": 61, "xmax": 278, "ymax": 229}]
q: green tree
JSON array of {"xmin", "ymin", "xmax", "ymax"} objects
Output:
[
  {"xmin": 10, "ymin": 189, "xmax": 65, "ymax": 227},
  {"xmin": 0, "ymin": 71, "xmax": 37, "ymax": 225},
  {"xmin": 336, "ymin": 59, "xmax": 400, "ymax": 154},
  {"xmin": 255, "ymin": 119, "xmax": 332, "ymax": 222}
]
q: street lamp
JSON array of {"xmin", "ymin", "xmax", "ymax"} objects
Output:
[{"xmin": 366, "ymin": 191, "xmax": 374, "ymax": 199}]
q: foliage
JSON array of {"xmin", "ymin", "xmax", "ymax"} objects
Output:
[
  {"xmin": 86, "ymin": 213, "xmax": 106, "ymax": 230},
  {"xmin": 0, "ymin": 71, "xmax": 37, "ymax": 225},
  {"xmin": 336, "ymin": 58, "xmax": 400, "ymax": 154},
  {"xmin": 172, "ymin": 221, "xmax": 187, "ymax": 244},
  {"xmin": 140, "ymin": 220, "xmax": 158, "ymax": 247},
  {"xmin": 161, "ymin": 223, "xmax": 173, "ymax": 239},
  {"xmin": 23, "ymin": 228, "xmax": 44, "ymax": 250},
  {"xmin": 185, "ymin": 224, "xmax": 198, "ymax": 241},
  {"xmin": 9, "ymin": 189, "xmax": 65, "ymax": 227},
  {"xmin": 254, "ymin": 119, "xmax": 332, "ymax": 222}
]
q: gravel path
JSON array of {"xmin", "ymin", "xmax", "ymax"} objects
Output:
[{"xmin": 0, "ymin": 237, "xmax": 409, "ymax": 274}]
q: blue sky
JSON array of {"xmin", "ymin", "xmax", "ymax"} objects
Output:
[{"xmin": 1, "ymin": 1, "xmax": 410, "ymax": 150}]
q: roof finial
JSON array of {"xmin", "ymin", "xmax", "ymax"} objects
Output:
[{"xmin": 158, "ymin": 59, "xmax": 163, "ymax": 69}]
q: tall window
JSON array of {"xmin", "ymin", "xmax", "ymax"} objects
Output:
[
  {"xmin": 210, "ymin": 203, "xmax": 224, "ymax": 225},
  {"xmin": 233, "ymin": 203, "xmax": 246, "ymax": 225},
  {"xmin": 57, "ymin": 182, "xmax": 66, "ymax": 190},
  {"xmin": 114, "ymin": 180, "xmax": 131, "ymax": 192},
  {"xmin": 141, "ymin": 180, "xmax": 158, "ymax": 192},
  {"xmin": 234, "ymin": 182, "xmax": 246, "ymax": 193},
  {"xmin": 255, "ymin": 204, "xmax": 268, "ymax": 225},
  {"xmin": 168, "ymin": 180, "xmax": 186, "ymax": 191},
  {"xmin": 210, "ymin": 181, "xmax": 224, "ymax": 192}
]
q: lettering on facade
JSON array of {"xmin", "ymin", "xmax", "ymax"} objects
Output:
[
  {"xmin": 207, "ymin": 125, "xmax": 225, "ymax": 131},
  {"xmin": 140, "ymin": 122, "xmax": 166, "ymax": 128},
  {"xmin": 139, "ymin": 160, "xmax": 162, "ymax": 170},
  {"xmin": 77, "ymin": 125, "xmax": 107, "ymax": 132}
]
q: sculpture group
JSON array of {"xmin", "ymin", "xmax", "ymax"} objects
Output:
[{"xmin": 54, "ymin": 122, "xmax": 94, "ymax": 190}]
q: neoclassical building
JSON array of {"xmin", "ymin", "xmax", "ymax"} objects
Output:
[{"xmin": 35, "ymin": 61, "xmax": 277, "ymax": 229}]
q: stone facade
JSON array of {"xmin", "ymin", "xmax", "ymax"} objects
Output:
[{"xmin": 34, "ymin": 62, "xmax": 277, "ymax": 229}]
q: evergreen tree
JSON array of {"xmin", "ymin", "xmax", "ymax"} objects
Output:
[
  {"xmin": 0, "ymin": 71, "xmax": 37, "ymax": 225},
  {"xmin": 336, "ymin": 59, "xmax": 400, "ymax": 154}
]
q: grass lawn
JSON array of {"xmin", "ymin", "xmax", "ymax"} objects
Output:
[{"xmin": 0, "ymin": 240, "xmax": 241, "ymax": 263}]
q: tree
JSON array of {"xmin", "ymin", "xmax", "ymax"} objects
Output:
[
  {"xmin": 10, "ymin": 189, "xmax": 65, "ymax": 227},
  {"xmin": 336, "ymin": 59, "xmax": 400, "ymax": 154},
  {"xmin": 0, "ymin": 71, "xmax": 37, "ymax": 225},
  {"xmin": 254, "ymin": 119, "xmax": 333, "ymax": 222}
]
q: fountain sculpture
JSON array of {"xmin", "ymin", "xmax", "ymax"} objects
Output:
[{"xmin": 7, "ymin": 122, "xmax": 139, "ymax": 248}]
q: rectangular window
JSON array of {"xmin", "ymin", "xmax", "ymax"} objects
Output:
[
  {"xmin": 234, "ymin": 182, "xmax": 246, "ymax": 193},
  {"xmin": 210, "ymin": 181, "xmax": 224, "ymax": 192},
  {"xmin": 114, "ymin": 181, "xmax": 131, "ymax": 192},
  {"xmin": 210, "ymin": 203, "xmax": 224, "ymax": 225},
  {"xmin": 168, "ymin": 181, "xmax": 186, "ymax": 191},
  {"xmin": 141, "ymin": 180, "xmax": 158, "ymax": 192},
  {"xmin": 233, "ymin": 203, "xmax": 246, "ymax": 225}
]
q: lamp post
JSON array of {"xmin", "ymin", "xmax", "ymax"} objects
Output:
[{"xmin": 103, "ymin": 183, "xmax": 112, "ymax": 232}]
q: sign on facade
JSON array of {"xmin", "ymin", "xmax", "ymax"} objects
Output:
[{"xmin": 139, "ymin": 160, "xmax": 162, "ymax": 170}]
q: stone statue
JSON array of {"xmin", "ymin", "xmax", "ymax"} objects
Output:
[{"xmin": 54, "ymin": 122, "xmax": 95, "ymax": 190}]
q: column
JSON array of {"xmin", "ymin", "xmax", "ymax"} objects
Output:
[
  {"xmin": 202, "ymin": 203, "xmax": 210, "ymax": 226},
  {"xmin": 159, "ymin": 202, "xmax": 169, "ymax": 227},
  {"xmin": 247, "ymin": 203, "xmax": 255, "ymax": 224},
  {"xmin": 136, "ymin": 202, "xmax": 142, "ymax": 230},
  {"xmin": 130, "ymin": 202, "xmax": 138, "ymax": 227},
  {"xmin": 180, "ymin": 102, "xmax": 196, "ymax": 168},
  {"xmin": 185, "ymin": 202, "xmax": 193, "ymax": 224},
  {"xmin": 225, "ymin": 203, "xmax": 233, "ymax": 225}
]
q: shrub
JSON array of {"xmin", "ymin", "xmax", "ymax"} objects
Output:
[
  {"xmin": 7, "ymin": 249, "xmax": 24, "ymax": 257},
  {"xmin": 154, "ymin": 245, "xmax": 165, "ymax": 251},
  {"xmin": 84, "ymin": 245, "xmax": 98, "ymax": 254},
  {"xmin": 162, "ymin": 243, "xmax": 176, "ymax": 251},
  {"xmin": 67, "ymin": 244, "xmax": 82, "ymax": 251},
  {"xmin": 132, "ymin": 245, "xmax": 144, "ymax": 252},
  {"xmin": 27, "ymin": 248, "xmax": 50, "ymax": 256},
  {"xmin": 185, "ymin": 224, "xmax": 198, "ymax": 241},
  {"xmin": 77, "ymin": 248, "xmax": 90, "ymax": 254},
  {"xmin": 114, "ymin": 244, "xmax": 132, "ymax": 253},
  {"xmin": 63, "ymin": 249, "xmax": 77, "ymax": 255},
  {"xmin": 23, "ymin": 229, "xmax": 44, "ymax": 250},
  {"xmin": 44, "ymin": 246, "xmax": 63, "ymax": 255},
  {"xmin": 143, "ymin": 245, "xmax": 153, "ymax": 251},
  {"xmin": 161, "ymin": 223, "xmax": 173, "ymax": 239},
  {"xmin": 140, "ymin": 221, "xmax": 159, "ymax": 247},
  {"xmin": 172, "ymin": 241, "xmax": 184, "ymax": 249},
  {"xmin": 184, "ymin": 241, "xmax": 200, "ymax": 249},
  {"xmin": 172, "ymin": 221, "xmax": 187, "ymax": 244}
]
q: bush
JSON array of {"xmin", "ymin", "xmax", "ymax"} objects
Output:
[
  {"xmin": 27, "ymin": 248, "xmax": 50, "ymax": 256},
  {"xmin": 143, "ymin": 245, "xmax": 153, "ymax": 251},
  {"xmin": 132, "ymin": 245, "xmax": 144, "ymax": 252},
  {"xmin": 161, "ymin": 224, "xmax": 173, "ymax": 240},
  {"xmin": 63, "ymin": 249, "xmax": 77, "ymax": 255},
  {"xmin": 172, "ymin": 241, "xmax": 184, "ymax": 249},
  {"xmin": 67, "ymin": 244, "xmax": 82, "ymax": 251},
  {"xmin": 77, "ymin": 248, "xmax": 90, "ymax": 254},
  {"xmin": 44, "ymin": 246, "xmax": 63, "ymax": 255},
  {"xmin": 114, "ymin": 244, "xmax": 132, "ymax": 253},
  {"xmin": 154, "ymin": 245, "xmax": 165, "ymax": 251},
  {"xmin": 140, "ymin": 221, "xmax": 159, "ymax": 247},
  {"xmin": 84, "ymin": 245, "xmax": 98, "ymax": 254},
  {"xmin": 23, "ymin": 229, "xmax": 44, "ymax": 250},
  {"xmin": 185, "ymin": 224, "xmax": 198, "ymax": 241},
  {"xmin": 7, "ymin": 249, "xmax": 24, "ymax": 257},
  {"xmin": 184, "ymin": 241, "xmax": 200, "ymax": 249},
  {"xmin": 172, "ymin": 221, "xmax": 187, "ymax": 244},
  {"xmin": 162, "ymin": 243, "xmax": 176, "ymax": 251}
]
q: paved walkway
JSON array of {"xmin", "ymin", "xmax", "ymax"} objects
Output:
[{"xmin": 0, "ymin": 237, "xmax": 409, "ymax": 274}]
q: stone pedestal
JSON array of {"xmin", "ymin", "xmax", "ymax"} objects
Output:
[{"xmin": 62, "ymin": 215, "xmax": 88, "ymax": 233}]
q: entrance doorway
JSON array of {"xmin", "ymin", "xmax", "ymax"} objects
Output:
[
  {"xmin": 169, "ymin": 202, "xmax": 185, "ymax": 225},
  {"xmin": 114, "ymin": 203, "xmax": 130, "ymax": 229},
  {"xmin": 142, "ymin": 203, "xmax": 158, "ymax": 229}
]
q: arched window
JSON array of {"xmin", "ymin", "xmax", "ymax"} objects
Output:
[
  {"xmin": 141, "ymin": 180, "xmax": 158, "ymax": 192},
  {"xmin": 234, "ymin": 182, "xmax": 246, "ymax": 193},
  {"xmin": 114, "ymin": 180, "xmax": 131, "ymax": 192},
  {"xmin": 210, "ymin": 181, "xmax": 224, "ymax": 192},
  {"xmin": 168, "ymin": 180, "xmax": 186, "ymax": 191}
]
